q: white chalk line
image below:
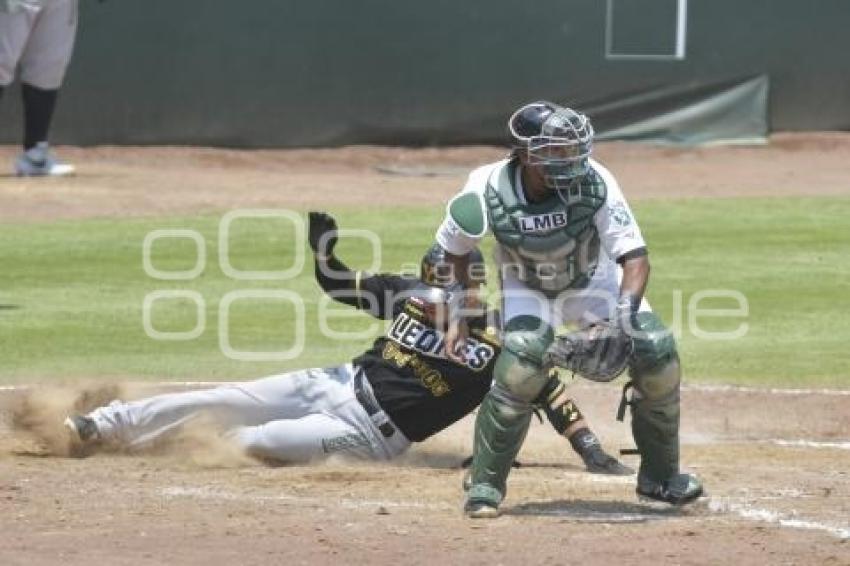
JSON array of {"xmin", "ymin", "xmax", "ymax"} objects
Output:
[
  {"xmin": 585, "ymin": 475, "xmax": 634, "ymax": 485},
  {"xmin": 579, "ymin": 477, "xmax": 850, "ymax": 538},
  {"xmin": 164, "ymin": 485, "xmax": 850, "ymax": 538},
  {"xmin": 682, "ymin": 383, "xmax": 850, "ymax": 397},
  {"xmin": 508, "ymin": 507, "xmax": 669, "ymax": 522},
  {"xmin": 707, "ymin": 498, "xmax": 850, "ymax": 540},
  {"xmin": 761, "ymin": 439, "xmax": 850, "ymax": 450},
  {"xmin": 680, "ymin": 435, "xmax": 850, "ymax": 451},
  {"xmin": 162, "ymin": 485, "xmax": 666, "ymax": 524}
]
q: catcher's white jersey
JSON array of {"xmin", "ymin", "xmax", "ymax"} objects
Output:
[
  {"xmin": 436, "ymin": 158, "xmax": 650, "ymax": 329},
  {"xmin": 437, "ymin": 158, "xmax": 646, "ymax": 262},
  {"xmin": 0, "ymin": 0, "xmax": 78, "ymax": 89}
]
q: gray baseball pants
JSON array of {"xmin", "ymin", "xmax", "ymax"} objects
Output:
[{"xmin": 86, "ymin": 363, "xmax": 410, "ymax": 463}]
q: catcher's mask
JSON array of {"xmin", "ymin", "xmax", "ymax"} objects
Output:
[{"xmin": 508, "ymin": 101, "xmax": 594, "ymax": 190}]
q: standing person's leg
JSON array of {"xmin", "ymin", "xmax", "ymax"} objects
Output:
[
  {"xmin": 21, "ymin": 83, "xmax": 60, "ymax": 150},
  {"xmin": 626, "ymin": 311, "xmax": 702, "ymax": 503},
  {"xmin": 558, "ymin": 260, "xmax": 701, "ymax": 504},
  {"xmin": 15, "ymin": 0, "xmax": 77, "ymax": 176},
  {"xmin": 0, "ymin": 4, "xmax": 38, "ymax": 100},
  {"xmin": 466, "ymin": 272, "xmax": 554, "ymax": 517}
]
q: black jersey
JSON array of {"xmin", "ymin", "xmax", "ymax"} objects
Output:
[{"xmin": 349, "ymin": 274, "xmax": 501, "ymax": 442}]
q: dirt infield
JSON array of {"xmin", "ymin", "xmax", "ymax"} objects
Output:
[
  {"xmin": 1, "ymin": 132, "xmax": 849, "ymax": 222},
  {"xmin": 1, "ymin": 382, "xmax": 848, "ymax": 565}
]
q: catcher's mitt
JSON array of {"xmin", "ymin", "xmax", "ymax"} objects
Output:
[{"xmin": 543, "ymin": 322, "xmax": 633, "ymax": 382}]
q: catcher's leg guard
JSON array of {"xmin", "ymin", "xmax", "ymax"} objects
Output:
[
  {"xmin": 625, "ymin": 312, "xmax": 681, "ymax": 482},
  {"xmin": 467, "ymin": 316, "xmax": 554, "ymax": 512},
  {"xmin": 466, "ymin": 386, "xmax": 532, "ymax": 513}
]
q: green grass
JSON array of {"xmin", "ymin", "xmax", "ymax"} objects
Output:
[
  {"xmin": 0, "ymin": 198, "xmax": 848, "ymax": 388},
  {"xmin": 0, "ymin": 209, "xmax": 446, "ymax": 384},
  {"xmin": 640, "ymin": 197, "xmax": 850, "ymax": 387}
]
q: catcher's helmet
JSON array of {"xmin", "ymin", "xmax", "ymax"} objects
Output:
[
  {"xmin": 508, "ymin": 101, "xmax": 594, "ymax": 189},
  {"xmin": 420, "ymin": 243, "xmax": 485, "ymax": 288}
]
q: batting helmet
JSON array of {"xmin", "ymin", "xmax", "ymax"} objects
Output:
[
  {"xmin": 414, "ymin": 244, "xmax": 486, "ymax": 325},
  {"xmin": 420, "ymin": 243, "xmax": 485, "ymax": 288},
  {"xmin": 508, "ymin": 101, "xmax": 594, "ymax": 190}
]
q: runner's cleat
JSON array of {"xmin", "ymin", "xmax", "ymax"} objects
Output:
[
  {"xmin": 64, "ymin": 415, "xmax": 100, "ymax": 444},
  {"xmin": 582, "ymin": 447, "xmax": 634, "ymax": 476}
]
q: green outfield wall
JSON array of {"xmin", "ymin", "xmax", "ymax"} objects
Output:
[{"xmin": 1, "ymin": 0, "xmax": 847, "ymax": 147}]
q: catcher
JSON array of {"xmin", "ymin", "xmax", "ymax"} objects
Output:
[
  {"xmin": 309, "ymin": 212, "xmax": 630, "ymax": 474},
  {"xmin": 64, "ymin": 213, "xmax": 631, "ymax": 476},
  {"xmin": 433, "ymin": 101, "xmax": 704, "ymax": 517}
]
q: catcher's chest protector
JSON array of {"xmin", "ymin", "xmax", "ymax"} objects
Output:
[{"xmin": 485, "ymin": 160, "xmax": 606, "ymax": 295}]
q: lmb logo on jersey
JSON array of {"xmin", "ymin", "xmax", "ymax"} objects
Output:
[{"xmin": 519, "ymin": 212, "xmax": 567, "ymax": 233}]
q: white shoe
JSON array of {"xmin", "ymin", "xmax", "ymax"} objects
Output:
[{"xmin": 14, "ymin": 142, "xmax": 75, "ymax": 177}]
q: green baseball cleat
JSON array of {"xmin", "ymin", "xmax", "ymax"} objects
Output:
[
  {"xmin": 464, "ymin": 498, "xmax": 501, "ymax": 519},
  {"xmin": 636, "ymin": 472, "xmax": 704, "ymax": 505},
  {"xmin": 464, "ymin": 483, "xmax": 503, "ymax": 518}
]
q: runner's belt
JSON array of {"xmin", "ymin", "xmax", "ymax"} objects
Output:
[{"xmin": 353, "ymin": 369, "xmax": 396, "ymax": 438}]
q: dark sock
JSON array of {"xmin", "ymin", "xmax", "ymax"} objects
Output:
[
  {"xmin": 22, "ymin": 83, "xmax": 59, "ymax": 150},
  {"xmin": 568, "ymin": 427, "xmax": 601, "ymax": 456}
]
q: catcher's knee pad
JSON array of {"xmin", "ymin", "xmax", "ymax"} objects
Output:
[
  {"xmin": 469, "ymin": 384, "xmax": 533, "ymax": 501},
  {"xmin": 625, "ymin": 312, "xmax": 681, "ymax": 480},
  {"xmin": 494, "ymin": 315, "xmax": 555, "ymax": 402},
  {"xmin": 629, "ymin": 312, "xmax": 680, "ymax": 400}
]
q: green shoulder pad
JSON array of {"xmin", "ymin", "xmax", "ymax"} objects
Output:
[{"xmin": 448, "ymin": 192, "xmax": 487, "ymax": 238}]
